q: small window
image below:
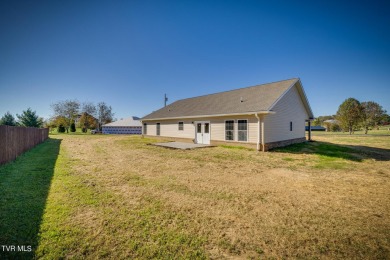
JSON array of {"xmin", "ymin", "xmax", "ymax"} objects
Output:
[
  {"xmin": 238, "ymin": 120, "xmax": 248, "ymax": 141},
  {"xmin": 225, "ymin": 120, "xmax": 234, "ymax": 141},
  {"xmin": 156, "ymin": 123, "xmax": 160, "ymax": 136},
  {"xmin": 143, "ymin": 123, "xmax": 147, "ymax": 135},
  {"xmin": 197, "ymin": 123, "xmax": 202, "ymax": 133},
  {"xmin": 178, "ymin": 122, "xmax": 184, "ymax": 131},
  {"xmin": 290, "ymin": 121, "xmax": 293, "ymax": 131},
  {"xmin": 204, "ymin": 123, "xmax": 209, "ymax": 134}
]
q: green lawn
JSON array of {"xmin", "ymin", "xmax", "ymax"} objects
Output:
[
  {"xmin": 0, "ymin": 138, "xmax": 61, "ymax": 259},
  {"xmin": 1, "ymin": 133, "xmax": 389, "ymax": 259},
  {"xmin": 309, "ymin": 126, "xmax": 390, "ymax": 136}
]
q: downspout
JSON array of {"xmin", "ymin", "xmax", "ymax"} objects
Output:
[
  {"xmin": 140, "ymin": 120, "xmax": 144, "ymax": 138},
  {"xmin": 255, "ymin": 113, "xmax": 260, "ymax": 151}
]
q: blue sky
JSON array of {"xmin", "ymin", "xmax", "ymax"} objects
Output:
[{"xmin": 1, "ymin": 0, "xmax": 389, "ymax": 120}]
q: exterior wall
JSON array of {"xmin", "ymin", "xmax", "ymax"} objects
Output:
[
  {"xmin": 143, "ymin": 115, "xmax": 259, "ymax": 144},
  {"xmin": 263, "ymin": 85, "xmax": 309, "ymax": 143},
  {"xmin": 263, "ymin": 137, "xmax": 306, "ymax": 151},
  {"xmin": 143, "ymin": 120, "xmax": 195, "ymax": 139},
  {"xmin": 102, "ymin": 126, "xmax": 142, "ymax": 134},
  {"xmin": 142, "ymin": 85, "xmax": 310, "ymax": 149},
  {"xmin": 204, "ymin": 115, "xmax": 258, "ymax": 143}
]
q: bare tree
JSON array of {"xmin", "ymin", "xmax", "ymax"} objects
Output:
[
  {"xmin": 97, "ymin": 102, "xmax": 114, "ymax": 131},
  {"xmin": 51, "ymin": 100, "xmax": 80, "ymax": 133},
  {"xmin": 79, "ymin": 102, "xmax": 97, "ymax": 132}
]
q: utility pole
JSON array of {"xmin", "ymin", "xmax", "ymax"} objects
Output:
[{"xmin": 164, "ymin": 94, "xmax": 168, "ymax": 107}]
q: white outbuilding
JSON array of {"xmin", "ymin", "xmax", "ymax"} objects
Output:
[{"xmin": 102, "ymin": 116, "xmax": 142, "ymax": 134}]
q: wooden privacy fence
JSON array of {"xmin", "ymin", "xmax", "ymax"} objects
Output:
[{"xmin": 0, "ymin": 125, "xmax": 49, "ymax": 165}]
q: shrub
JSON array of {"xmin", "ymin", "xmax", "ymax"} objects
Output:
[
  {"xmin": 58, "ymin": 125, "xmax": 65, "ymax": 133},
  {"xmin": 70, "ymin": 123, "xmax": 76, "ymax": 132}
]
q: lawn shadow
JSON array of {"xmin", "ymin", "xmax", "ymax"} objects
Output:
[
  {"xmin": 0, "ymin": 138, "xmax": 61, "ymax": 259},
  {"xmin": 274, "ymin": 140, "xmax": 390, "ymax": 162}
]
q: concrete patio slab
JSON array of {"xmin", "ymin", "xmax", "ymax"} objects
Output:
[{"xmin": 152, "ymin": 141, "xmax": 212, "ymax": 150}]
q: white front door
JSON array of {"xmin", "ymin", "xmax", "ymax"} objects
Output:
[{"xmin": 195, "ymin": 121, "xmax": 210, "ymax": 144}]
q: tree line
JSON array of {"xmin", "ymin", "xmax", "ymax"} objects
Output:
[
  {"xmin": 313, "ymin": 98, "xmax": 388, "ymax": 134},
  {"xmin": 48, "ymin": 100, "xmax": 114, "ymax": 133},
  {"xmin": 0, "ymin": 108, "xmax": 43, "ymax": 127}
]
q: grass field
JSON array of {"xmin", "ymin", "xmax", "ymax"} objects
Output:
[{"xmin": 0, "ymin": 133, "xmax": 389, "ymax": 259}]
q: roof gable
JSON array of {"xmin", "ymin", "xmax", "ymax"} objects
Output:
[{"xmin": 142, "ymin": 78, "xmax": 313, "ymax": 120}]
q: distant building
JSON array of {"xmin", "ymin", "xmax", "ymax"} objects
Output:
[
  {"xmin": 305, "ymin": 125, "xmax": 326, "ymax": 131},
  {"xmin": 102, "ymin": 116, "xmax": 142, "ymax": 134},
  {"xmin": 323, "ymin": 119, "xmax": 339, "ymax": 124},
  {"xmin": 323, "ymin": 119, "xmax": 341, "ymax": 132}
]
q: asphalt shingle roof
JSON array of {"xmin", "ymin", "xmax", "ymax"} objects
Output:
[{"xmin": 142, "ymin": 78, "xmax": 299, "ymax": 120}]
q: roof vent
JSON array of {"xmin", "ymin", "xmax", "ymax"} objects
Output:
[{"xmin": 240, "ymin": 97, "xmax": 244, "ymax": 102}]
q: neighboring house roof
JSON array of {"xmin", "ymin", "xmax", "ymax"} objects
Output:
[
  {"xmin": 306, "ymin": 125, "xmax": 326, "ymax": 131},
  {"xmin": 102, "ymin": 116, "xmax": 142, "ymax": 127},
  {"xmin": 142, "ymin": 78, "xmax": 313, "ymax": 120},
  {"xmin": 323, "ymin": 119, "xmax": 339, "ymax": 124},
  {"xmin": 75, "ymin": 113, "xmax": 98, "ymax": 123}
]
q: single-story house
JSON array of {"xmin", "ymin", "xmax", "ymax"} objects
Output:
[
  {"xmin": 102, "ymin": 116, "xmax": 142, "ymax": 134},
  {"xmin": 141, "ymin": 78, "xmax": 314, "ymax": 151}
]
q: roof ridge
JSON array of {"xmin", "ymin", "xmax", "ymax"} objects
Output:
[{"xmin": 168, "ymin": 78, "xmax": 299, "ymax": 105}]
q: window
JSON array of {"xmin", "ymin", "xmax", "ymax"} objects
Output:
[
  {"xmin": 290, "ymin": 121, "xmax": 293, "ymax": 131},
  {"xmin": 143, "ymin": 123, "xmax": 147, "ymax": 135},
  {"xmin": 178, "ymin": 122, "xmax": 184, "ymax": 131},
  {"xmin": 238, "ymin": 120, "xmax": 248, "ymax": 141},
  {"xmin": 197, "ymin": 123, "xmax": 202, "ymax": 133},
  {"xmin": 225, "ymin": 120, "xmax": 234, "ymax": 140},
  {"xmin": 156, "ymin": 123, "xmax": 160, "ymax": 136},
  {"xmin": 204, "ymin": 123, "xmax": 209, "ymax": 134}
]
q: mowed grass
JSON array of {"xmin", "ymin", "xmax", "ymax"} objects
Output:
[
  {"xmin": 0, "ymin": 138, "xmax": 61, "ymax": 259},
  {"xmin": 1, "ymin": 133, "xmax": 389, "ymax": 259}
]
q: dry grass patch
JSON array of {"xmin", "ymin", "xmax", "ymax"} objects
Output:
[{"xmin": 30, "ymin": 134, "xmax": 390, "ymax": 258}]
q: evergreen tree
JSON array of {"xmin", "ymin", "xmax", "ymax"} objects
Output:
[
  {"xmin": 16, "ymin": 108, "xmax": 43, "ymax": 127},
  {"xmin": 58, "ymin": 125, "xmax": 65, "ymax": 133},
  {"xmin": 0, "ymin": 111, "xmax": 17, "ymax": 126},
  {"xmin": 70, "ymin": 122, "xmax": 76, "ymax": 132}
]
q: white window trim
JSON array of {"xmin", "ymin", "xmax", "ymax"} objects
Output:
[
  {"xmin": 143, "ymin": 123, "xmax": 147, "ymax": 135},
  {"xmin": 237, "ymin": 119, "xmax": 249, "ymax": 142},
  {"xmin": 178, "ymin": 121, "xmax": 184, "ymax": 131},
  {"xmin": 156, "ymin": 123, "xmax": 161, "ymax": 136},
  {"xmin": 225, "ymin": 119, "xmax": 235, "ymax": 141}
]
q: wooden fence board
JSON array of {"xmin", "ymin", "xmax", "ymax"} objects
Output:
[{"xmin": 0, "ymin": 125, "xmax": 49, "ymax": 165}]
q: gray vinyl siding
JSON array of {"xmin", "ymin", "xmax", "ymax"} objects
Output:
[
  {"xmin": 263, "ymin": 85, "xmax": 309, "ymax": 143},
  {"xmin": 102, "ymin": 126, "xmax": 142, "ymax": 134}
]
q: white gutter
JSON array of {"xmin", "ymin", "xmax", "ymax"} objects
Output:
[
  {"xmin": 142, "ymin": 111, "xmax": 275, "ymax": 121},
  {"xmin": 255, "ymin": 113, "xmax": 260, "ymax": 151}
]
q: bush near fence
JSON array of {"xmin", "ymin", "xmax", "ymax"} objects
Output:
[{"xmin": 0, "ymin": 125, "xmax": 49, "ymax": 165}]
